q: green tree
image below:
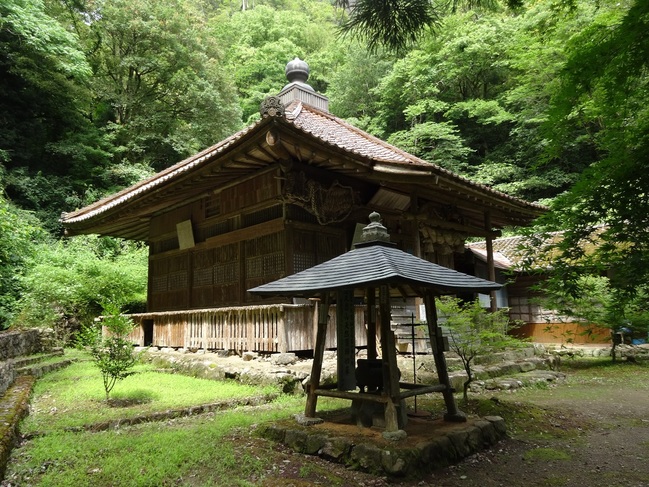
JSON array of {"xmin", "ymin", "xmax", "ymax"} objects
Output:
[
  {"xmin": 538, "ymin": 275, "xmax": 649, "ymax": 361},
  {"xmin": 366, "ymin": 12, "xmax": 517, "ymax": 173},
  {"xmin": 85, "ymin": 302, "xmax": 138, "ymax": 401},
  {"xmin": 326, "ymin": 46, "xmax": 393, "ymax": 127},
  {"xmin": 438, "ymin": 296, "xmax": 520, "ymax": 404},
  {"xmin": 213, "ymin": 2, "xmax": 339, "ymax": 122},
  {"xmin": 79, "ymin": 0, "xmax": 242, "ymax": 170},
  {"xmin": 334, "ymin": 0, "xmax": 524, "ymax": 53},
  {"xmin": 530, "ymin": 0, "xmax": 649, "ymax": 306},
  {"xmin": 0, "ymin": 192, "xmax": 47, "ymax": 328},
  {"xmin": 0, "ymin": 0, "xmax": 110, "ymax": 232}
]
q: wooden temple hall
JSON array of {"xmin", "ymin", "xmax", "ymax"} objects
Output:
[{"xmin": 61, "ymin": 58, "xmax": 545, "ymax": 356}]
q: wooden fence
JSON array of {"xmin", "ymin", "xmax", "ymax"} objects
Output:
[{"xmin": 125, "ymin": 304, "xmax": 369, "ymax": 353}]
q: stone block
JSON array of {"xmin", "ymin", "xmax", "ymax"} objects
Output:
[
  {"xmin": 484, "ymin": 416, "xmax": 507, "ymax": 438},
  {"xmin": 474, "ymin": 419, "xmax": 497, "ymax": 446},
  {"xmin": 447, "ymin": 428, "xmax": 471, "ymax": 458},
  {"xmin": 242, "ymin": 351, "xmax": 258, "ymax": 361},
  {"xmin": 284, "ymin": 429, "xmax": 308, "ymax": 453},
  {"xmin": 270, "ymin": 352, "xmax": 297, "ymax": 366},
  {"xmin": 350, "ymin": 442, "xmax": 383, "ymax": 472},
  {"xmin": 305, "ymin": 434, "xmax": 326, "ymax": 455},
  {"xmin": 381, "ymin": 449, "xmax": 409, "ymax": 476},
  {"xmin": 320, "ymin": 437, "xmax": 351, "ymax": 460}
]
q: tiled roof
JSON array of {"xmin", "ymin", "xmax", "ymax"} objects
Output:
[
  {"xmin": 61, "ymin": 123, "xmax": 259, "ymax": 225},
  {"xmin": 61, "ymin": 98, "xmax": 545, "ymax": 237},
  {"xmin": 286, "ymin": 102, "xmax": 546, "ymax": 210},
  {"xmin": 466, "ymin": 235, "xmax": 530, "ymax": 270},
  {"xmin": 249, "ymin": 240, "xmax": 501, "ymax": 298},
  {"xmin": 287, "ymin": 102, "xmax": 415, "ymax": 164}
]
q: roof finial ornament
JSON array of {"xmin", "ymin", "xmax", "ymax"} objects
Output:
[
  {"xmin": 283, "ymin": 57, "xmax": 314, "ymax": 93},
  {"xmin": 286, "ymin": 57, "xmax": 310, "ymax": 84},
  {"xmin": 277, "ymin": 56, "xmax": 329, "ymax": 112},
  {"xmin": 359, "ymin": 212, "xmax": 392, "ymax": 244}
]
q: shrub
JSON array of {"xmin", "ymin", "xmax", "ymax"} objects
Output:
[
  {"xmin": 0, "ymin": 194, "xmax": 47, "ymax": 329},
  {"xmin": 14, "ymin": 235, "xmax": 147, "ymax": 343},
  {"xmin": 438, "ymin": 296, "xmax": 522, "ymax": 404}
]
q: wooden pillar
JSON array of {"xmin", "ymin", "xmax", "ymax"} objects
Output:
[
  {"xmin": 379, "ymin": 285, "xmax": 406, "ymax": 431},
  {"xmin": 336, "ymin": 289, "xmax": 356, "ymax": 390},
  {"xmin": 484, "ymin": 211, "xmax": 498, "ymax": 313},
  {"xmin": 423, "ymin": 291, "xmax": 466, "ymax": 422},
  {"xmin": 366, "ymin": 287, "xmax": 377, "ymax": 360},
  {"xmin": 411, "ymin": 197, "xmax": 426, "ymax": 322},
  {"xmin": 305, "ymin": 293, "xmax": 331, "ymax": 418},
  {"xmin": 277, "ymin": 307, "xmax": 288, "ymax": 353}
]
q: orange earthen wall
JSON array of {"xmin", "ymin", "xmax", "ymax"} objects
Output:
[{"xmin": 512, "ymin": 322, "xmax": 611, "ymax": 344}]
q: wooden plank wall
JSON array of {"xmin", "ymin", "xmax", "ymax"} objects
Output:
[{"xmin": 127, "ymin": 304, "xmax": 371, "ymax": 353}]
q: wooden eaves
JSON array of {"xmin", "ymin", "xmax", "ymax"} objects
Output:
[{"xmin": 60, "ymin": 100, "xmax": 546, "ymax": 241}]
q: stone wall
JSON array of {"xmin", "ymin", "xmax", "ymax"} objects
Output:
[
  {"xmin": 0, "ymin": 328, "xmax": 54, "ymax": 397},
  {"xmin": 0, "ymin": 361, "xmax": 15, "ymax": 401},
  {"xmin": 0, "ymin": 329, "xmax": 50, "ymax": 361}
]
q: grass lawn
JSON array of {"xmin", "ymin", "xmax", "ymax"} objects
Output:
[
  {"xmin": 8, "ymin": 352, "xmax": 649, "ymax": 486},
  {"xmin": 21, "ymin": 351, "xmax": 279, "ymax": 434},
  {"xmin": 8, "ymin": 350, "xmax": 348, "ymax": 487},
  {"xmin": 12, "ymin": 401, "xmax": 316, "ymax": 487}
]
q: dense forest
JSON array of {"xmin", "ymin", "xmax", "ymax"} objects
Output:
[{"xmin": 1, "ymin": 0, "xmax": 647, "ymax": 335}]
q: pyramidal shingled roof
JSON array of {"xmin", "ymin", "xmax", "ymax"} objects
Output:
[{"xmin": 249, "ymin": 213, "xmax": 501, "ymax": 298}]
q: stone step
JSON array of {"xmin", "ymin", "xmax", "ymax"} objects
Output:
[
  {"xmin": 11, "ymin": 348, "xmax": 65, "ymax": 368},
  {"xmin": 16, "ymin": 357, "xmax": 75, "ymax": 378}
]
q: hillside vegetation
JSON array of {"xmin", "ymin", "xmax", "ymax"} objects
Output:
[{"xmin": 1, "ymin": 0, "xmax": 647, "ymax": 334}]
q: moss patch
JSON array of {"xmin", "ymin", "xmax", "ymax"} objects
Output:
[{"xmin": 0, "ymin": 375, "xmax": 36, "ymax": 478}]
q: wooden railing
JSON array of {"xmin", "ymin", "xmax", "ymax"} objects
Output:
[{"xmin": 126, "ymin": 304, "xmax": 368, "ymax": 353}]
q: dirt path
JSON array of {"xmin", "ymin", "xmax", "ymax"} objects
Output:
[
  {"xmin": 258, "ymin": 361, "xmax": 649, "ymax": 487},
  {"xmin": 405, "ymin": 365, "xmax": 649, "ymax": 487}
]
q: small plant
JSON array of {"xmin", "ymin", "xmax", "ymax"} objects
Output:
[
  {"xmin": 87, "ymin": 302, "xmax": 138, "ymax": 401},
  {"xmin": 438, "ymin": 296, "xmax": 522, "ymax": 404}
]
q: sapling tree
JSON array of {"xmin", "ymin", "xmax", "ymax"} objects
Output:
[
  {"xmin": 438, "ymin": 296, "xmax": 521, "ymax": 404},
  {"xmin": 86, "ymin": 302, "xmax": 138, "ymax": 401}
]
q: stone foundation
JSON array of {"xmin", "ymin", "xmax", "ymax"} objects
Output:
[{"xmin": 258, "ymin": 413, "xmax": 507, "ymax": 478}]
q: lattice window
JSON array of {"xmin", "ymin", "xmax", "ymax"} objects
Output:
[
  {"xmin": 215, "ymin": 261, "xmax": 238, "ymax": 284},
  {"xmin": 245, "ymin": 232, "xmax": 283, "ymax": 257},
  {"xmin": 213, "ymin": 243, "xmax": 239, "ymax": 285},
  {"xmin": 246, "ymin": 253, "xmax": 285, "ymax": 279},
  {"xmin": 245, "ymin": 232, "xmax": 285, "ymax": 279},
  {"xmin": 193, "ymin": 268, "xmax": 213, "ymax": 287},
  {"xmin": 194, "ymin": 249, "xmax": 214, "ymax": 268},
  {"xmin": 215, "ymin": 242, "xmax": 239, "ymax": 263},
  {"xmin": 151, "ymin": 275, "xmax": 168, "ymax": 293},
  {"xmin": 168, "ymin": 270, "xmax": 188, "ymax": 290},
  {"xmin": 294, "ymin": 253, "xmax": 316, "ymax": 272}
]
